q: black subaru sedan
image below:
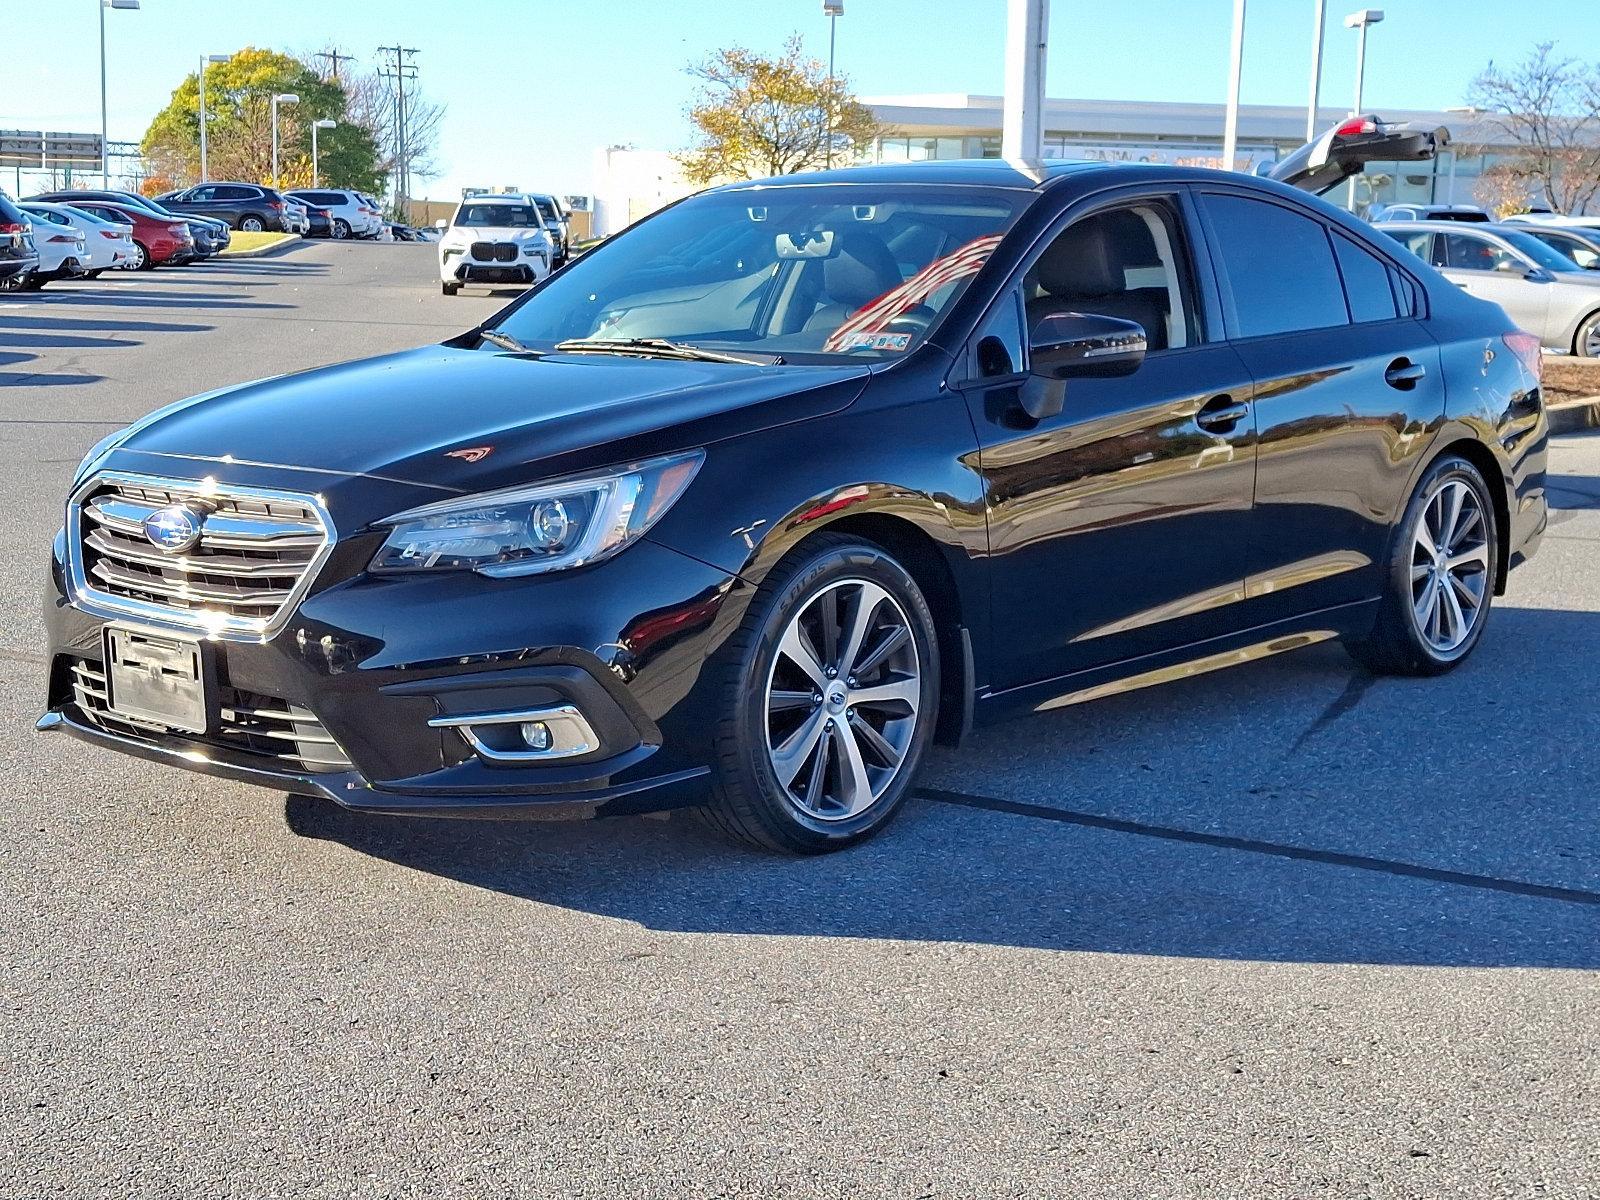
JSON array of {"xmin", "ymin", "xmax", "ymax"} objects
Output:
[{"xmin": 39, "ymin": 158, "xmax": 1547, "ymax": 852}]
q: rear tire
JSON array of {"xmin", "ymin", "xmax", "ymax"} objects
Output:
[
  {"xmin": 1344, "ymin": 454, "xmax": 1497, "ymax": 676},
  {"xmin": 129, "ymin": 241, "xmax": 152, "ymax": 271},
  {"xmin": 84, "ymin": 269, "xmax": 103, "ymax": 280},
  {"xmin": 698, "ymin": 534, "xmax": 940, "ymax": 854},
  {"xmin": 240, "ymin": 216, "xmax": 265, "ymax": 233},
  {"xmin": 332, "ymin": 219, "xmax": 350, "ymax": 240}
]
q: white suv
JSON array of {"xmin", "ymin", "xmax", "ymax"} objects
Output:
[
  {"xmin": 436, "ymin": 195, "xmax": 555, "ymax": 295},
  {"xmin": 284, "ymin": 189, "xmax": 383, "ymax": 240}
]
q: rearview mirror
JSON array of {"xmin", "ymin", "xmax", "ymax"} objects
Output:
[
  {"xmin": 1019, "ymin": 313, "xmax": 1147, "ymax": 420},
  {"xmin": 775, "ymin": 230, "xmax": 836, "ymax": 259},
  {"xmin": 434, "ymin": 218, "xmax": 447, "ymax": 230}
]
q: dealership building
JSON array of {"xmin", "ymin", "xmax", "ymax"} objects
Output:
[
  {"xmin": 590, "ymin": 94, "xmax": 1521, "ymax": 236},
  {"xmin": 864, "ymin": 93, "xmax": 1509, "ymax": 212}
]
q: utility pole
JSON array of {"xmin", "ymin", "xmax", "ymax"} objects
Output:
[
  {"xmin": 313, "ymin": 48, "xmax": 354, "ymax": 81},
  {"xmin": 376, "ymin": 44, "xmax": 418, "ymax": 220},
  {"xmin": 1001, "ymin": 0, "xmax": 1048, "ymax": 160}
]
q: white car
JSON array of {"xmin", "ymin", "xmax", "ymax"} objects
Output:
[
  {"xmin": 284, "ymin": 197, "xmax": 310, "ymax": 235},
  {"xmin": 284, "ymin": 188, "xmax": 383, "ymax": 240},
  {"xmin": 1502, "ymin": 213, "xmax": 1600, "ymax": 232},
  {"xmin": 14, "ymin": 206, "xmax": 87, "ymax": 289},
  {"xmin": 436, "ymin": 195, "xmax": 555, "ymax": 295},
  {"xmin": 21, "ymin": 202, "xmax": 134, "ymax": 277}
]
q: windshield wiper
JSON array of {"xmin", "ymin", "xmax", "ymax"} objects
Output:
[
  {"xmin": 553, "ymin": 337, "xmax": 781, "ymax": 366},
  {"xmin": 478, "ymin": 329, "xmax": 539, "ymax": 355}
]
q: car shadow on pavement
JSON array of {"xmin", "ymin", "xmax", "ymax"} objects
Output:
[{"xmin": 285, "ymin": 604, "xmax": 1600, "ymax": 970}]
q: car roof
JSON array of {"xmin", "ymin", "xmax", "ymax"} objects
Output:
[{"xmin": 708, "ymin": 157, "xmax": 1295, "ymax": 195}]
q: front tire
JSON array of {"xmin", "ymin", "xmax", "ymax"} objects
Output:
[
  {"xmin": 1575, "ymin": 311, "xmax": 1600, "ymax": 358},
  {"xmin": 1345, "ymin": 454, "xmax": 1497, "ymax": 676},
  {"xmin": 699, "ymin": 534, "xmax": 940, "ymax": 853},
  {"xmin": 441, "ymin": 281, "xmax": 460, "ymax": 296}
]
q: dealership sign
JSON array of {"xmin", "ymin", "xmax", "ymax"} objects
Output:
[
  {"xmin": 1056, "ymin": 138, "xmax": 1278, "ymax": 172},
  {"xmin": 0, "ymin": 131, "xmax": 104, "ymax": 169}
]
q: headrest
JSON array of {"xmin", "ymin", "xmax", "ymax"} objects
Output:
[
  {"xmin": 823, "ymin": 230, "xmax": 903, "ymax": 307},
  {"xmin": 1036, "ymin": 210, "xmax": 1158, "ymax": 298}
]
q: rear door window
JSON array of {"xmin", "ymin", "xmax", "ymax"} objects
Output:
[
  {"xmin": 1440, "ymin": 233, "xmax": 1514, "ymax": 272},
  {"xmin": 1200, "ymin": 192, "xmax": 1348, "ymax": 338},
  {"xmin": 1332, "ymin": 233, "xmax": 1400, "ymax": 323}
]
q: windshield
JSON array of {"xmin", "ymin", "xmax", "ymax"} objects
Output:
[
  {"xmin": 456, "ymin": 203, "xmax": 543, "ymax": 228},
  {"xmin": 1501, "ymin": 230, "xmax": 1587, "ymax": 272},
  {"xmin": 489, "ymin": 185, "xmax": 1029, "ymax": 362}
]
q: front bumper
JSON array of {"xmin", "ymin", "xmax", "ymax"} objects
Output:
[{"xmin": 41, "ymin": 501, "xmax": 745, "ymax": 819}]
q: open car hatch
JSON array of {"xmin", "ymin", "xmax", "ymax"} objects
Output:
[{"xmin": 1264, "ymin": 115, "xmax": 1449, "ymax": 195}]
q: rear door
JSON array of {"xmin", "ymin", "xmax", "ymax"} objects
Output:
[{"xmin": 1194, "ymin": 187, "xmax": 1446, "ymax": 619}]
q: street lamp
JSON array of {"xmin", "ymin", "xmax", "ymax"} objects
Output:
[
  {"xmin": 823, "ymin": 1, "xmax": 843, "ymax": 169},
  {"xmin": 198, "ymin": 54, "xmax": 231, "ymax": 184},
  {"xmin": 1344, "ymin": 8, "xmax": 1384, "ymax": 115},
  {"xmin": 270, "ymin": 93, "xmax": 299, "ymax": 189},
  {"xmin": 310, "ymin": 119, "xmax": 336, "ymax": 188},
  {"xmin": 98, "ymin": 0, "xmax": 140, "ymax": 187}
]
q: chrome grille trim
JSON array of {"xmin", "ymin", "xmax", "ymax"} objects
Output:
[
  {"xmin": 67, "ymin": 658, "xmax": 354, "ymax": 774},
  {"xmin": 65, "ymin": 471, "xmax": 336, "ymax": 642}
]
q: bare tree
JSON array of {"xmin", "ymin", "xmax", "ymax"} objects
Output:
[
  {"xmin": 1467, "ymin": 43, "xmax": 1600, "ymax": 213},
  {"xmin": 302, "ymin": 44, "xmax": 446, "ymax": 191}
]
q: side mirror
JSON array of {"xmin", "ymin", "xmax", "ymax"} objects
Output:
[
  {"xmin": 434, "ymin": 218, "xmax": 447, "ymax": 230},
  {"xmin": 1018, "ymin": 313, "xmax": 1147, "ymax": 420}
]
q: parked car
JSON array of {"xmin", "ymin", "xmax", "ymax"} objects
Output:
[
  {"xmin": 39, "ymin": 139, "xmax": 1548, "ymax": 852},
  {"xmin": 27, "ymin": 190, "xmax": 227, "ymax": 258},
  {"xmin": 356, "ymin": 193, "xmax": 385, "ymax": 236},
  {"xmin": 35, "ymin": 203, "xmax": 138, "ymax": 275},
  {"xmin": 283, "ymin": 188, "xmax": 382, "ymax": 240},
  {"xmin": 1371, "ymin": 203, "xmax": 1490, "ymax": 223},
  {"xmin": 1501, "ymin": 213, "xmax": 1600, "ymax": 231},
  {"xmin": 0, "ymin": 190, "xmax": 40, "ymax": 290},
  {"xmin": 283, "ymin": 197, "xmax": 310, "ymax": 235},
  {"xmin": 64, "ymin": 200, "xmax": 192, "ymax": 269},
  {"xmin": 303, "ymin": 204, "xmax": 332, "ymax": 238},
  {"xmin": 435, "ymin": 194, "xmax": 555, "ymax": 294},
  {"xmin": 1512, "ymin": 223, "xmax": 1600, "ymax": 271},
  {"xmin": 1379, "ymin": 220, "xmax": 1600, "ymax": 355},
  {"xmin": 16, "ymin": 204, "xmax": 95, "ymax": 288},
  {"xmin": 153, "ymin": 183, "xmax": 292, "ymax": 232}
]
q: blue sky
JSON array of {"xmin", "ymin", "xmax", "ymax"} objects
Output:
[{"xmin": 3, "ymin": 0, "xmax": 1594, "ymax": 200}]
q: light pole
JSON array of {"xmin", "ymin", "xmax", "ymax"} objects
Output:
[
  {"xmin": 270, "ymin": 93, "xmax": 299, "ymax": 189},
  {"xmin": 198, "ymin": 53, "xmax": 231, "ymax": 184},
  {"xmin": 823, "ymin": 1, "xmax": 843, "ymax": 169},
  {"xmin": 1002, "ymin": 0, "xmax": 1049, "ymax": 160},
  {"xmin": 1222, "ymin": 0, "xmax": 1247, "ymax": 172},
  {"xmin": 1344, "ymin": 8, "xmax": 1384, "ymax": 115},
  {"xmin": 310, "ymin": 119, "xmax": 336, "ymax": 188},
  {"xmin": 1305, "ymin": 0, "xmax": 1327, "ymax": 141},
  {"xmin": 98, "ymin": 0, "xmax": 140, "ymax": 187}
]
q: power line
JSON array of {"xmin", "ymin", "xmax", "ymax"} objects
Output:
[{"xmin": 376, "ymin": 44, "xmax": 419, "ymax": 219}]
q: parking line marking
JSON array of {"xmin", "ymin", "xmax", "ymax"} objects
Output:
[{"xmin": 917, "ymin": 787, "xmax": 1600, "ymax": 908}]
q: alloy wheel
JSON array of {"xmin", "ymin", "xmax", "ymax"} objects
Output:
[
  {"xmin": 1409, "ymin": 478, "xmax": 1490, "ymax": 654},
  {"xmin": 764, "ymin": 578, "xmax": 921, "ymax": 821},
  {"xmin": 1585, "ymin": 322, "xmax": 1600, "ymax": 358}
]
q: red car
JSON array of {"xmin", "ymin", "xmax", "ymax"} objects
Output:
[{"xmin": 67, "ymin": 200, "xmax": 192, "ymax": 270}]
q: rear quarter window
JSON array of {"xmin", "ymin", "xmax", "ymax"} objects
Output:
[{"xmin": 1332, "ymin": 233, "xmax": 1400, "ymax": 323}]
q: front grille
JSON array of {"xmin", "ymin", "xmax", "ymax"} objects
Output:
[
  {"xmin": 70, "ymin": 474, "xmax": 330, "ymax": 639},
  {"xmin": 68, "ymin": 658, "xmax": 354, "ymax": 774},
  {"xmin": 469, "ymin": 240, "xmax": 518, "ymax": 262}
]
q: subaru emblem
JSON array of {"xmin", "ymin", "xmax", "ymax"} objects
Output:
[{"xmin": 142, "ymin": 504, "xmax": 205, "ymax": 554}]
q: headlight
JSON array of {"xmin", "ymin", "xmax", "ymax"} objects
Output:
[{"xmin": 370, "ymin": 451, "xmax": 703, "ymax": 578}]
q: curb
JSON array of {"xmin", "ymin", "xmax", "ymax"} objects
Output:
[
  {"xmin": 217, "ymin": 235, "xmax": 303, "ymax": 260},
  {"xmin": 1548, "ymin": 395, "xmax": 1600, "ymax": 435}
]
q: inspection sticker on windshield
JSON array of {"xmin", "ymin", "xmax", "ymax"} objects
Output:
[{"xmin": 834, "ymin": 331, "xmax": 913, "ymax": 353}]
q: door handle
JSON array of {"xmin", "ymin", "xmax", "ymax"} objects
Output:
[
  {"xmin": 1385, "ymin": 359, "xmax": 1427, "ymax": 389},
  {"xmin": 1196, "ymin": 394, "xmax": 1250, "ymax": 432}
]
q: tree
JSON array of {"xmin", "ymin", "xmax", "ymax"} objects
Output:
[
  {"xmin": 679, "ymin": 35, "xmax": 879, "ymax": 185},
  {"xmin": 1467, "ymin": 43, "xmax": 1600, "ymax": 214},
  {"xmin": 140, "ymin": 47, "xmax": 384, "ymax": 193},
  {"xmin": 308, "ymin": 47, "xmax": 447, "ymax": 202}
]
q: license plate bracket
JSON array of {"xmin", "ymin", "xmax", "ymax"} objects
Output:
[{"xmin": 103, "ymin": 625, "xmax": 216, "ymax": 734}]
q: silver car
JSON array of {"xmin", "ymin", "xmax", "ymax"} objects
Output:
[{"xmin": 1377, "ymin": 220, "xmax": 1600, "ymax": 356}]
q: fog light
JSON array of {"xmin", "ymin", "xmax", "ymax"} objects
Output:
[{"xmin": 519, "ymin": 720, "xmax": 553, "ymax": 752}]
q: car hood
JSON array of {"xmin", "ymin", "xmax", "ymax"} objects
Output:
[{"xmin": 108, "ymin": 344, "xmax": 872, "ymax": 494}]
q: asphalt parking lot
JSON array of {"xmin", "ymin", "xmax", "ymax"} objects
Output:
[{"xmin": 3, "ymin": 241, "xmax": 1597, "ymax": 1198}]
